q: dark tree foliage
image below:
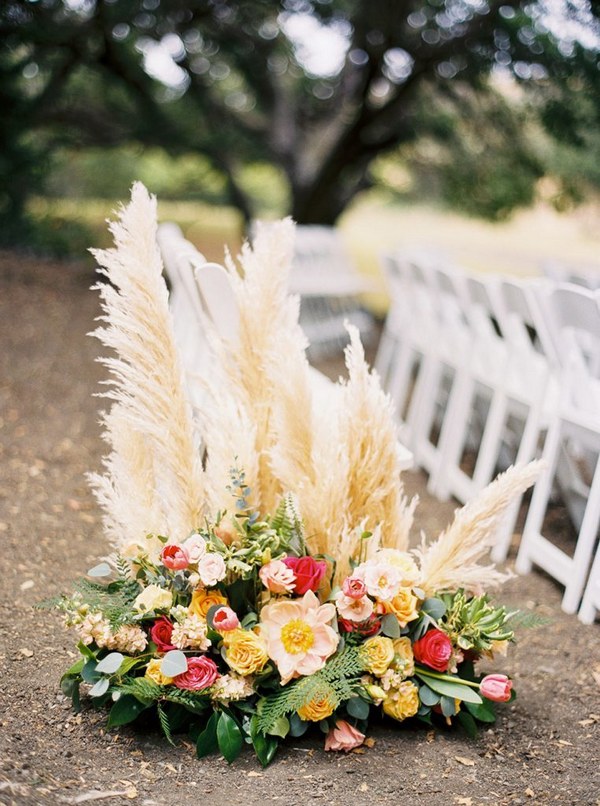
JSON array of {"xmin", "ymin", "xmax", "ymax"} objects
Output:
[{"xmin": 1, "ymin": 0, "xmax": 600, "ymax": 232}]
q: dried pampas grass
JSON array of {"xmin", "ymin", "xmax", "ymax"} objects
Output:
[
  {"xmin": 90, "ymin": 183, "xmax": 204, "ymax": 544},
  {"xmin": 416, "ymin": 461, "xmax": 542, "ymax": 595}
]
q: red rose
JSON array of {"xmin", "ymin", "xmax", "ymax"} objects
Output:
[
  {"xmin": 413, "ymin": 628, "xmax": 453, "ymax": 672},
  {"xmin": 173, "ymin": 656, "xmax": 219, "ymax": 691},
  {"xmin": 161, "ymin": 543, "xmax": 189, "ymax": 570},
  {"xmin": 339, "ymin": 614, "xmax": 381, "ymax": 637},
  {"xmin": 150, "ymin": 617, "xmax": 176, "ymax": 653},
  {"xmin": 282, "ymin": 556, "xmax": 327, "ymax": 594}
]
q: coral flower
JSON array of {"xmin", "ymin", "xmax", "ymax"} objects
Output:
[{"xmin": 260, "ymin": 590, "xmax": 339, "ymax": 685}]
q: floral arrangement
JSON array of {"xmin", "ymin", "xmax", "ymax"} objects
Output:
[{"xmin": 49, "ymin": 184, "xmax": 540, "ymax": 764}]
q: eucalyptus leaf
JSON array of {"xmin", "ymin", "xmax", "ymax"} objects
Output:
[
  {"xmin": 95, "ymin": 652, "xmax": 124, "ymax": 675},
  {"xmin": 421, "ymin": 598, "xmax": 447, "ymax": 620},
  {"xmin": 81, "ymin": 658, "xmax": 101, "ymax": 684},
  {"xmin": 161, "ymin": 650, "xmax": 188, "ymax": 677},
  {"xmin": 217, "ymin": 711, "xmax": 244, "ymax": 763},
  {"xmin": 89, "ymin": 677, "xmax": 110, "ymax": 698},
  {"xmin": 380, "ymin": 613, "xmax": 401, "ymax": 639},
  {"xmin": 418, "ymin": 685, "xmax": 440, "ymax": 707},
  {"xmin": 288, "ymin": 713, "xmax": 309, "ymax": 738},
  {"xmin": 415, "ymin": 674, "xmax": 482, "ymax": 704},
  {"xmin": 440, "ymin": 695, "xmax": 457, "ymax": 717},
  {"xmin": 87, "ymin": 562, "xmax": 112, "ymax": 577},
  {"xmin": 346, "ymin": 696, "xmax": 370, "ymax": 720}
]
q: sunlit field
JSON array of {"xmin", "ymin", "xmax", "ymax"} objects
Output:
[{"xmin": 29, "ymin": 193, "xmax": 600, "ymax": 316}]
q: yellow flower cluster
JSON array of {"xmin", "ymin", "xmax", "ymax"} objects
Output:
[{"xmin": 382, "ymin": 680, "xmax": 419, "ymax": 722}]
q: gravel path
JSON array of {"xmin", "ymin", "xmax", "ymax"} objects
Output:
[{"xmin": 0, "ymin": 251, "xmax": 599, "ymax": 806}]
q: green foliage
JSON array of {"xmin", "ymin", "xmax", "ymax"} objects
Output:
[
  {"xmin": 216, "ymin": 711, "xmax": 244, "ymax": 763},
  {"xmin": 157, "ymin": 702, "xmax": 176, "ymax": 747},
  {"xmin": 414, "ymin": 670, "xmax": 483, "ymax": 704},
  {"xmin": 269, "ymin": 493, "xmax": 306, "ymax": 556},
  {"xmin": 439, "ymin": 590, "xmax": 514, "ymax": 652},
  {"xmin": 117, "ymin": 677, "xmax": 162, "ymax": 705},
  {"xmin": 256, "ymin": 647, "xmax": 366, "ymax": 735},
  {"xmin": 504, "ymin": 610, "xmax": 553, "ymax": 631},
  {"xmin": 72, "ymin": 577, "xmax": 141, "ymax": 629},
  {"xmin": 107, "ymin": 694, "xmax": 152, "ymax": 728}
]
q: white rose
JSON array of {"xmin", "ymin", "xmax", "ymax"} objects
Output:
[
  {"xmin": 133, "ymin": 584, "xmax": 173, "ymax": 613},
  {"xmin": 197, "ymin": 552, "xmax": 227, "ymax": 587},
  {"xmin": 184, "ymin": 533, "xmax": 208, "ymax": 564}
]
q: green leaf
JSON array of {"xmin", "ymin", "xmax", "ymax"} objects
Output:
[
  {"xmin": 418, "ymin": 685, "xmax": 440, "ymax": 707},
  {"xmin": 161, "ymin": 650, "xmax": 187, "ymax": 677},
  {"xmin": 62, "ymin": 658, "xmax": 85, "ymax": 679},
  {"xmin": 96, "ymin": 652, "xmax": 124, "ymax": 675},
  {"xmin": 457, "ymin": 709, "xmax": 478, "ymax": 738},
  {"xmin": 89, "ymin": 677, "xmax": 110, "ymax": 698},
  {"xmin": 196, "ymin": 711, "xmax": 219, "ymax": 758},
  {"xmin": 217, "ymin": 711, "xmax": 244, "ymax": 763},
  {"xmin": 77, "ymin": 642, "xmax": 97, "ymax": 662},
  {"xmin": 250, "ymin": 716, "xmax": 279, "ymax": 767},
  {"xmin": 60, "ymin": 676, "xmax": 81, "ymax": 711},
  {"xmin": 288, "ymin": 713, "xmax": 309, "ymax": 738},
  {"xmin": 380, "ymin": 614, "xmax": 401, "ymax": 638},
  {"xmin": 346, "ymin": 696, "xmax": 370, "ymax": 720},
  {"xmin": 465, "ymin": 699, "xmax": 497, "ymax": 723},
  {"xmin": 415, "ymin": 674, "xmax": 482, "ymax": 704},
  {"xmin": 266, "ymin": 716, "xmax": 290, "ymax": 738},
  {"xmin": 421, "ymin": 598, "xmax": 447, "ymax": 620},
  {"xmin": 107, "ymin": 694, "xmax": 151, "ymax": 727},
  {"xmin": 440, "ymin": 695, "xmax": 457, "ymax": 717},
  {"xmin": 157, "ymin": 702, "xmax": 176, "ymax": 747}
]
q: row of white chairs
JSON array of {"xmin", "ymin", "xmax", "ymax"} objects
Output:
[{"xmin": 376, "ymin": 251, "xmax": 600, "ymax": 624}]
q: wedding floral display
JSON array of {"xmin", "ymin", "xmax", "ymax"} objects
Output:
[{"xmin": 49, "ymin": 184, "xmax": 540, "ymax": 765}]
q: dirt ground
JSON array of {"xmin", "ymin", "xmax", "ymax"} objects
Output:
[{"xmin": 1, "ymin": 251, "xmax": 599, "ymax": 806}]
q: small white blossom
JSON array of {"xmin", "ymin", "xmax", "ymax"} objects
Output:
[{"xmin": 171, "ymin": 614, "xmax": 211, "ymax": 650}]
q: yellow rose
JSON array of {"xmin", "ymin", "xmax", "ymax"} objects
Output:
[
  {"xmin": 297, "ymin": 694, "xmax": 336, "ymax": 722},
  {"xmin": 224, "ymin": 629, "xmax": 268, "ymax": 676},
  {"xmin": 391, "ymin": 636, "xmax": 415, "ymax": 678},
  {"xmin": 362, "ymin": 636, "xmax": 395, "ymax": 676},
  {"xmin": 382, "ymin": 680, "xmax": 419, "ymax": 722},
  {"xmin": 375, "ymin": 550, "xmax": 420, "ymax": 586},
  {"xmin": 144, "ymin": 658, "xmax": 174, "ymax": 686},
  {"xmin": 384, "ymin": 588, "xmax": 419, "ymax": 627},
  {"xmin": 189, "ymin": 589, "xmax": 228, "ymax": 619},
  {"xmin": 133, "ymin": 584, "xmax": 173, "ymax": 613},
  {"xmin": 365, "ymin": 684, "xmax": 386, "ymax": 705}
]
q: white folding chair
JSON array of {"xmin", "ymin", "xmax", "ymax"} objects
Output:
[{"xmin": 516, "ymin": 284, "xmax": 600, "ymax": 614}]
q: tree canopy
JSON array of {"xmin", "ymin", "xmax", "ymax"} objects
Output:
[{"xmin": 2, "ymin": 0, "xmax": 600, "ymax": 233}]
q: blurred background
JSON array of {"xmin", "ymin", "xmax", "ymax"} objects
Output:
[{"xmin": 2, "ymin": 0, "xmax": 600, "ymax": 311}]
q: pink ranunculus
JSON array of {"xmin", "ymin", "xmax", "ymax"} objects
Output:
[
  {"xmin": 197, "ymin": 552, "xmax": 227, "ymax": 587},
  {"xmin": 413, "ymin": 628, "xmax": 453, "ymax": 672},
  {"xmin": 183, "ymin": 533, "xmax": 207, "ymax": 564},
  {"xmin": 149, "ymin": 616, "xmax": 176, "ymax": 653},
  {"xmin": 480, "ymin": 674, "xmax": 513, "ymax": 702},
  {"xmin": 173, "ymin": 656, "xmax": 219, "ymax": 691},
  {"xmin": 212, "ymin": 606, "xmax": 240, "ymax": 633},
  {"xmin": 259, "ymin": 559, "xmax": 296, "ymax": 594},
  {"xmin": 342, "ymin": 576, "xmax": 367, "ymax": 600},
  {"xmin": 324, "ymin": 719, "xmax": 366, "ymax": 752},
  {"xmin": 335, "ymin": 591, "xmax": 374, "ymax": 622},
  {"xmin": 282, "ymin": 556, "xmax": 327, "ymax": 595},
  {"xmin": 161, "ymin": 543, "xmax": 189, "ymax": 571}
]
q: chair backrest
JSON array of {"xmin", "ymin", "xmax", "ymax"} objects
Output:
[
  {"xmin": 498, "ymin": 278, "xmax": 558, "ymax": 362},
  {"xmin": 193, "ymin": 262, "xmax": 240, "ymax": 347},
  {"xmin": 546, "ymin": 283, "xmax": 600, "ymax": 414}
]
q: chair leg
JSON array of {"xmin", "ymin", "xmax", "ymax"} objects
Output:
[
  {"xmin": 471, "ymin": 388, "xmax": 508, "ymax": 490},
  {"xmin": 515, "ymin": 417, "xmax": 563, "ymax": 575},
  {"xmin": 579, "ymin": 543, "xmax": 600, "ymax": 623},
  {"xmin": 386, "ymin": 342, "xmax": 417, "ymax": 427},
  {"xmin": 407, "ymin": 354, "xmax": 442, "ymax": 467},
  {"xmin": 562, "ymin": 450, "xmax": 600, "ymax": 614}
]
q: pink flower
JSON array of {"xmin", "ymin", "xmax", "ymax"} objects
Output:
[
  {"xmin": 161, "ymin": 543, "xmax": 189, "ymax": 571},
  {"xmin": 480, "ymin": 674, "xmax": 513, "ymax": 702},
  {"xmin": 334, "ymin": 591, "xmax": 374, "ymax": 622},
  {"xmin": 260, "ymin": 590, "xmax": 339, "ymax": 685},
  {"xmin": 149, "ymin": 617, "xmax": 176, "ymax": 653},
  {"xmin": 197, "ymin": 552, "xmax": 226, "ymax": 586},
  {"xmin": 324, "ymin": 720, "xmax": 365, "ymax": 752},
  {"xmin": 212, "ymin": 606, "xmax": 240, "ymax": 633},
  {"xmin": 342, "ymin": 576, "xmax": 367, "ymax": 600},
  {"xmin": 282, "ymin": 556, "xmax": 327, "ymax": 595},
  {"xmin": 338, "ymin": 614, "xmax": 381, "ymax": 637},
  {"xmin": 355, "ymin": 560, "xmax": 402, "ymax": 601},
  {"xmin": 259, "ymin": 559, "xmax": 296, "ymax": 594},
  {"xmin": 183, "ymin": 533, "xmax": 207, "ymax": 564},
  {"xmin": 173, "ymin": 656, "xmax": 219, "ymax": 691}
]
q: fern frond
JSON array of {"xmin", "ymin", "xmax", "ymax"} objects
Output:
[
  {"xmin": 270, "ymin": 493, "xmax": 306, "ymax": 555},
  {"xmin": 73, "ymin": 578, "xmax": 141, "ymax": 629},
  {"xmin": 504, "ymin": 610, "xmax": 553, "ymax": 631},
  {"xmin": 256, "ymin": 646, "xmax": 365, "ymax": 734},
  {"xmin": 118, "ymin": 677, "xmax": 162, "ymax": 703},
  {"xmin": 157, "ymin": 702, "xmax": 176, "ymax": 746}
]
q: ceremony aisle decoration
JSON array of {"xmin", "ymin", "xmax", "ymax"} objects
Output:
[{"xmin": 49, "ymin": 184, "xmax": 540, "ymax": 765}]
